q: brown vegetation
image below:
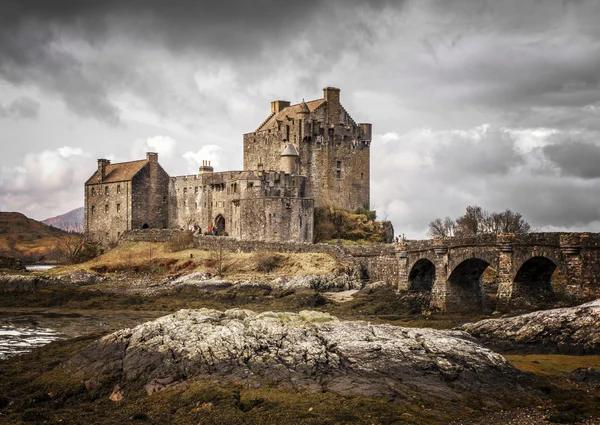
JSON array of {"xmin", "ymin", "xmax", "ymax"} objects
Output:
[{"xmin": 314, "ymin": 207, "xmax": 391, "ymax": 243}]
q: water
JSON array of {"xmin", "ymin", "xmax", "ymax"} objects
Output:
[
  {"xmin": 25, "ymin": 265, "xmax": 56, "ymax": 272},
  {"xmin": 0, "ymin": 324, "xmax": 60, "ymax": 360}
]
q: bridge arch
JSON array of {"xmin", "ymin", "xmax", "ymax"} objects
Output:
[
  {"xmin": 512, "ymin": 256, "xmax": 557, "ymax": 307},
  {"xmin": 446, "ymin": 258, "xmax": 489, "ymax": 311},
  {"xmin": 408, "ymin": 258, "xmax": 435, "ymax": 291}
]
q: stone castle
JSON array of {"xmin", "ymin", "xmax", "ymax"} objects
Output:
[{"xmin": 85, "ymin": 87, "xmax": 372, "ymax": 246}]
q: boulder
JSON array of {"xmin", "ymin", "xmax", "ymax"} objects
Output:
[
  {"xmin": 462, "ymin": 299, "xmax": 600, "ymax": 354},
  {"xmin": 56, "ymin": 270, "xmax": 102, "ymax": 285},
  {"xmin": 69, "ymin": 308, "xmax": 524, "ymax": 401},
  {"xmin": 0, "ymin": 274, "xmax": 45, "ymax": 292},
  {"xmin": 279, "ymin": 273, "xmax": 361, "ymax": 292}
]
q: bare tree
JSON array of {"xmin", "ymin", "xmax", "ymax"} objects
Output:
[
  {"xmin": 55, "ymin": 233, "xmax": 85, "ymax": 264},
  {"xmin": 427, "ymin": 217, "xmax": 455, "ymax": 238},
  {"xmin": 428, "ymin": 205, "xmax": 531, "ymax": 239}
]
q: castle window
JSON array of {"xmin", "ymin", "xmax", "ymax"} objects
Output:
[
  {"xmin": 162, "ymin": 196, "xmax": 167, "ymax": 204},
  {"xmin": 91, "ymin": 188, "xmax": 96, "ymax": 196},
  {"xmin": 336, "ymin": 160, "xmax": 342, "ymax": 179},
  {"xmin": 195, "ymin": 186, "xmax": 198, "ymax": 194},
  {"xmin": 183, "ymin": 187, "xmax": 187, "ymax": 194},
  {"xmin": 361, "ymin": 172, "xmax": 364, "ymax": 180},
  {"xmin": 105, "ymin": 186, "xmax": 109, "ymax": 195},
  {"xmin": 286, "ymin": 125, "xmax": 290, "ymax": 141},
  {"xmin": 328, "ymin": 127, "xmax": 334, "ymax": 138},
  {"xmin": 184, "ymin": 199, "xmax": 187, "ymax": 206},
  {"xmin": 91, "ymin": 205, "xmax": 95, "ymax": 215},
  {"xmin": 117, "ymin": 185, "xmax": 121, "ymax": 194},
  {"xmin": 104, "ymin": 204, "xmax": 109, "ymax": 213},
  {"xmin": 116, "ymin": 203, "xmax": 121, "ymax": 212},
  {"xmin": 195, "ymin": 202, "xmax": 198, "ymax": 208}
]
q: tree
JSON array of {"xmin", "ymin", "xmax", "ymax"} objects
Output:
[
  {"xmin": 427, "ymin": 217, "xmax": 455, "ymax": 238},
  {"xmin": 427, "ymin": 205, "xmax": 531, "ymax": 238}
]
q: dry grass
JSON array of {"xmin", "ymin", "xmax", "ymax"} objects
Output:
[
  {"xmin": 46, "ymin": 241, "xmax": 341, "ymax": 279},
  {"xmin": 505, "ymin": 354, "xmax": 600, "ymax": 377}
]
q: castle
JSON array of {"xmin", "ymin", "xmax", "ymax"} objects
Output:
[{"xmin": 84, "ymin": 87, "xmax": 372, "ymax": 246}]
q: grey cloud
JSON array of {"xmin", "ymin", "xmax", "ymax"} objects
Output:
[
  {"xmin": 543, "ymin": 141, "xmax": 600, "ymax": 178},
  {"xmin": 0, "ymin": 97, "xmax": 40, "ymax": 119},
  {"xmin": 0, "ymin": 0, "xmax": 406, "ymax": 124},
  {"xmin": 433, "ymin": 129, "xmax": 524, "ymax": 175}
]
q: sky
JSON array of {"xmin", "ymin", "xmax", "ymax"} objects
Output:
[{"xmin": 1, "ymin": 0, "xmax": 600, "ymax": 238}]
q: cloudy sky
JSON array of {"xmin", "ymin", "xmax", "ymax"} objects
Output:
[{"xmin": 1, "ymin": 0, "xmax": 600, "ymax": 238}]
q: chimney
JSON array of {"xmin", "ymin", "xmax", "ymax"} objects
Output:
[
  {"xmin": 270, "ymin": 100, "xmax": 291, "ymax": 114},
  {"xmin": 97, "ymin": 159, "xmax": 110, "ymax": 182},
  {"xmin": 146, "ymin": 152, "xmax": 158, "ymax": 163},
  {"xmin": 323, "ymin": 87, "xmax": 341, "ymax": 126},
  {"xmin": 199, "ymin": 160, "xmax": 214, "ymax": 174}
]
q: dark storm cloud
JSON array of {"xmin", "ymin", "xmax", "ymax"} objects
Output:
[
  {"xmin": 0, "ymin": 0, "xmax": 405, "ymax": 124},
  {"xmin": 543, "ymin": 141, "xmax": 600, "ymax": 179},
  {"xmin": 0, "ymin": 97, "xmax": 40, "ymax": 119}
]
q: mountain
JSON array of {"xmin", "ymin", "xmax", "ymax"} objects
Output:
[
  {"xmin": 43, "ymin": 207, "xmax": 84, "ymax": 233},
  {"xmin": 0, "ymin": 211, "xmax": 79, "ymax": 263}
]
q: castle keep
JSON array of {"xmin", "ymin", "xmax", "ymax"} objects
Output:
[{"xmin": 85, "ymin": 87, "xmax": 372, "ymax": 246}]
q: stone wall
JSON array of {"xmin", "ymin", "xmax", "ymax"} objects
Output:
[
  {"xmin": 120, "ymin": 229, "xmax": 399, "ymax": 284},
  {"xmin": 131, "ymin": 158, "xmax": 170, "ymax": 231}
]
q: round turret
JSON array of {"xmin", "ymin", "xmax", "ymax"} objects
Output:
[
  {"xmin": 297, "ymin": 99, "xmax": 310, "ymax": 116},
  {"xmin": 280, "ymin": 143, "xmax": 299, "ymax": 174}
]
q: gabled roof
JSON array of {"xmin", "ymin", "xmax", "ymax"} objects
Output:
[
  {"xmin": 85, "ymin": 159, "xmax": 148, "ymax": 185},
  {"xmin": 257, "ymin": 98, "xmax": 326, "ymax": 132}
]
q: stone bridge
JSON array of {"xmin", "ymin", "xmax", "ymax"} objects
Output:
[{"xmin": 397, "ymin": 233, "xmax": 600, "ymax": 312}]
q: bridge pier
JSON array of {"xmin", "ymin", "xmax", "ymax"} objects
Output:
[
  {"xmin": 430, "ymin": 247, "xmax": 449, "ymax": 310},
  {"xmin": 496, "ymin": 241, "xmax": 514, "ymax": 312},
  {"xmin": 397, "ymin": 249, "xmax": 409, "ymax": 291}
]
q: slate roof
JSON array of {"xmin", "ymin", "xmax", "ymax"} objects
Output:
[
  {"xmin": 257, "ymin": 98, "xmax": 326, "ymax": 131},
  {"xmin": 85, "ymin": 159, "xmax": 148, "ymax": 185},
  {"xmin": 280, "ymin": 143, "xmax": 300, "ymax": 156}
]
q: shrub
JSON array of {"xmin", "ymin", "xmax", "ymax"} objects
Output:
[{"xmin": 255, "ymin": 252, "xmax": 283, "ymax": 273}]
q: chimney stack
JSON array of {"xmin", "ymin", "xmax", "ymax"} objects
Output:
[
  {"xmin": 323, "ymin": 87, "xmax": 341, "ymax": 126},
  {"xmin": 146, "ymin": 152, "xmax": 158, "ymax": 163},
  {"xmin": 270, "ymin": 100, "xmax": 291, "ymax": 114},
  {"xmin": 97, "ymin": 159, "xmax": 110, "ymax": 182},
  {"xmin": 199, "ymin": 160, "xmax": 214, "ymax": 174}
]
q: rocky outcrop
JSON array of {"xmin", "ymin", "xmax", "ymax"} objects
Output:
[
  {"xmin": 462, "ymin": 299, "xmax": 600, "ymax": 354},
  {"xmin": 278, "ymin": 273, "xmax": 361, "ymax": 292},
  {"xmin": 56, "ymin": 270, "xmax": 102, "ymax": 285},
  {"xmin": 69, "ymin": 309, "xmax": 524, "ymax": 401},
  {"xmin": 0, "ymin": 274, "xmax": 46, "ymax": 292}
]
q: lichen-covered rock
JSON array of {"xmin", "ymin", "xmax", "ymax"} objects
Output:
[
  {"xmin": 279, "ymin": 273, "xmax": 361, "ymax": 292},
  {"xmin": 163, "ymin": 273, "xmax": 231, "ymax": 292},
  {"xmin": 0, "ymin": 274, "xmax": 45, "ymax": 292},
  {"xmin": 69, "ymin": 309, "xmax": 522, "ymax": 400},
  {"xmin": 56, "ymin": 270, "xmax": 102, "ymax": 285},
  {"xmin": 462, "ymin": 299, "xmax": 600, "ymax": 354}
]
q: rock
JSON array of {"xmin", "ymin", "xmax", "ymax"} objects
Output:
[
  {"xmin": 56, "ymin": 270, "xmax": 101, "ymax": 285},
  {"xmin": 69, "ymin": 308, "xmax": 524, "ymax": 401},
  {"xmin": 569, "ymin": 367, "xmax": 600, "ymax": 388},
  {"xmin": 229, "ymin": 280, "xmax": 272, "ymax": 294},
  {"xmin": 109, "ymin": 384, "xmax": 124, "ymax": 402},
  {"xmin": 169, "ymin": 272, "xmax": 212, "ymax": 285},
  {"xmin": 0, "ymin": 256, "xmax": 26, "ymax": 272},
  {"xmin": 0, "ymin": 274, "xmax": 45, "ymax": 292},
  {"xmin": 279, "ymin": 273, "xmax": 361, "ymax": 292},
  {"xmin": 163, "ymin": 272, "xmax": 231, "ymax": 292},
  {"xmin": 462, "ymin": 299, "xmax": 600, "ymax": 354},
  {"xmin": 357, "ymin": 280, "xmax": 388, "ymax": 295}
]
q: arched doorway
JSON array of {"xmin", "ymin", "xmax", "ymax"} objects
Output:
[
  {"xmin": 214, "ymin": 215, "xmax": 225, "ymax": 236},
  {"xmin": 142, "ymin": 223, "xmax": 149, "ymax": 229},
  {"xmin": 446, "ymin": 258, "xmax": 489, "ymax": 312},
  {"xmin": 512, "ymin": 256, "xmax": 556, "ymax": 308},
  {"xmin": 408, "ymin": 259, "xmax": 435, "ymax": 291}
]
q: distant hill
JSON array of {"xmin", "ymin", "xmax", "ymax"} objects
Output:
[
  {"xmin": 0, "ymin": 211, "xmax": 80, "ymax": 263},
  {"xmin": 43, "ymin": 207, "xmax": 84, "ymax": 233}
]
